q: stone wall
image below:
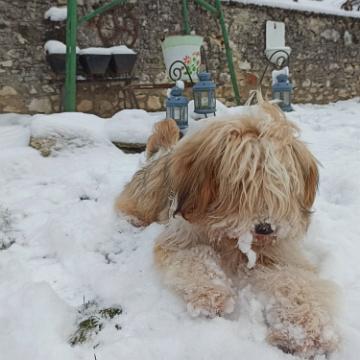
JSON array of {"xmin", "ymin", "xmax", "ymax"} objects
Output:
[{"xmin": 0, "ymin": 0, "xmax": 360, "ymax": 116}]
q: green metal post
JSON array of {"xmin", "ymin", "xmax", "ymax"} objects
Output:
[
  {"xmin": 214, "ymin": 0, "xmax": 241, "ymax": 105},
  {"xmin": 182, "ymin": 0, "xmax": 190, "ymax": 35},
  {"xmin": 194, "ymin": 0, "xmax": 218, "ymax": 15},
  {"xmin": 64, "ymin": 0, "xmax": 77, "ymax": 112}
]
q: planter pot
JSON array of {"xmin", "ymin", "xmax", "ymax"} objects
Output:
[
  {"xmin": 46, "ymin": 53, "xmax": 80, "ymax": 74},
  {"xmin": 161, "ymin": 35, "xmax": 203, "ymax": 82},
  {"xmin": 79, "ymin": 54, "xmax": 111, "ymax": 75},
  {"xmin": 110, "ymin": 53, "xmax": 137, "ymax": 76}
]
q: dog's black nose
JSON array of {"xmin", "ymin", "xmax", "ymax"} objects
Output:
[{"xmin": 254, "ymin": 223, "xmax": 273, "ymax": 235}]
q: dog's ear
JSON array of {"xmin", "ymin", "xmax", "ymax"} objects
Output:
[
  {"xmin": 168, "ymin": 123, "xmax": 227, "ymax": 222},
  {"xmin": 168, "ymin": 120, "xmax": 258, "ymax": 222},
  {"xmin": 292, "ymin": 141, "xmax": 319, "ymax": 209},
  {"xmin": 169, "ymin": 141, "xmax": 218, "ymax": 222}
]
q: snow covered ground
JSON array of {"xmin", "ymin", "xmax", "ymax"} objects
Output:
[
  {"xmin": 0, "ymin": 99, "xmax": 360, "ymax": 360},
  {"xmin": 224, "ymin": 0, "xmax": 360, "ymax": 18}
]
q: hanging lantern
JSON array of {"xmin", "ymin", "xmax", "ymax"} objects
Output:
[
  {"xmin": 192, "ymin": 72, "xmax": 216, "ymax": 117},
  {"xmin": 166, "ymin": 86, "xmax": 189, "ymax": 133},
  {"xmin": 272, "ymin": 73, "xmax": 293, "ymax": 112}
]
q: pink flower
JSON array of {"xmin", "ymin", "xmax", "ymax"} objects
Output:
[{"xmin": 183, "ymin": 55, "xmax": 191, "ymax": 65}]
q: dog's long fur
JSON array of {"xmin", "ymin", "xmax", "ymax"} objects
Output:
[{"xmin": 115, "ymin": 102, "xmax": 340, "ymax": 357}]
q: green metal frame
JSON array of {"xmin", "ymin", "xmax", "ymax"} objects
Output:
[
  {"xmin": 64, "ymin": 0, "xmax": 128, "ymax": 111},
  {"xmin": 64, "ymin": 0, "xmax": 240, "ymax": 111},
  {"xmin": 184, "ymin": 0, "xmax": 241, "ymax": 105}
]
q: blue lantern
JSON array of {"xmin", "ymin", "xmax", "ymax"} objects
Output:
[
  {"xmin": 272, "ymin": 73, "xmax": 293, "ymax": 112},
  {"xmin": 166, "ymin": 86, "xmax": 189, "ymax": 133},
  {"xmin": 192, "ymin": 72, "xmax": 216, "ymax": 117}
]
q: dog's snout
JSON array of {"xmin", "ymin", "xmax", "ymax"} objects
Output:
[{"xmin": 254, "ymin": 223, "xmax": 273, "ymax": 235}]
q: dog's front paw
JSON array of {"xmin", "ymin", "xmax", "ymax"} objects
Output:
[
  {"xmin": 267, "ymin": 316, "xmax": 340, "ymax": 358},
  {"xmin": 185, "ymin": 285, "xmax": 235, "ymax": 318}
]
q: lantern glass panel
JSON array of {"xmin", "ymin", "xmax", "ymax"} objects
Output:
[
  {"xmin": 174, "ymin": 107, "xmax": 182, "ymax": 121},
  {"xmin": 274, "ymin": 91, "xmax": 281, "ymax": 101},
  {"xmin": 182, "ymin": 107, "xmax": 188, "ymax": 122},
  {"xmin": 209, "ymin": 90, "xmax": 216, "ymax": 109},
  {"xmin": 283, "ymin": 91, "xmax": 290, "ymax": 106},
  {"xmin": 200, "ymin": 91, "xmax": 209, "ymax": 108}
]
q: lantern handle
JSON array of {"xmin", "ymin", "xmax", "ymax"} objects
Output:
[{"xmin": 169, "ymin": 60, "xmax": 194, "ymax": 85}]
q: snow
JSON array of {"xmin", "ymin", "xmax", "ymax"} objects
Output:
[
  {"xmin": 106, "ymin": 109, "xmax": 163, "ymax": 143},
  {"xmin": 79, "ymin": 48, "xmax": 113, "ymax": 56},
  {"xmin": 110, "ymin": 46, "xmax": 136, "ymax": 55},
  {"xmin": 223, "ymin": 0, "xmax": 360, "ymax": 19},
  {"xmin": 45, "ymin": 43, "xmax": 135, "ymax": 56},
  {"xmin": 44, "ymin": 40, "xmax": 67, "ymax": 54},
  {"xmin": 0, "ymin": 126, "xmax": 30, "ymax": 149},
  {"xmin": 237, "ymin": 231, "xmax": 257, "ymax": 268},
  {"xmin": 272, "ymin": 66, "xmax": 289, "ymax": 85},
  {"xmin": 31, "ymin": 112, "xmax": 108, "ymax": 144},
  {"xmin": 44, "ymin": 40, "xmax": 80, "ymax": 55},
  {"xmin": 44, "ymin": 6, "xmax": 67, "ymax": 21},
  {"xmin": 79, "ymin": 46, "xmax": 136, "ymax": 56},
  {"xmin": 1, "ymin": 99, "xmax": 360, "ymax": 359}
]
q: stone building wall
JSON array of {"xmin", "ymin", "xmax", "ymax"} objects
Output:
[{"xmin": 0, "ymin": 0, "xmax": 360, "ymax": 117}]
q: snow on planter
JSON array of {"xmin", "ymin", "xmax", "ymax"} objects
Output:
[
  {"xmin": 44, "ymin": 40, "xmax": 67, "ymax": 55},
  {"xmin": 44, "ymin": 41, "xmax": 80, "ymax": 74},
  {"xmin": 44, "ymin": 6, "xmax": 67, "ymax": 21}
]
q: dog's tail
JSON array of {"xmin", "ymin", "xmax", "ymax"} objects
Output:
[
  {"xmin": 245, "ymin": 87, "xmax": 265, "ymax": 106},
  {"xmin": 146, "ymin": 119, "xmax": 180, "ymax": 159}
]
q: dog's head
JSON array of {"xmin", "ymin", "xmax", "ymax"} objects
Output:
[{"xmin": 169, "ymin": 102, "xmax": 318, "ymax": 242}]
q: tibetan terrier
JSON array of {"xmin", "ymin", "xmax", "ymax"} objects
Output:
[{"xmin": 115, "ymin": 98, "xmax": 340, "ymax": 358}]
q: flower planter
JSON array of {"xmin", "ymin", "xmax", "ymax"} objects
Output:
[
  {"xmin": 110, "ymin": 53, "xmax": 137, "ymax": 76},
  {"xmin": 161, "ymin": 35, "xmax": 203, "ymax": 82},
  {"xmin": 79, "ymin": 53, "xmax": 111, "ymax": 75},
  {"xmin": 46, "ymin": 53, "xmax": 80, "ymax": 74}
]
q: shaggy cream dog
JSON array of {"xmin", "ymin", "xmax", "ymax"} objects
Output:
[{"xmin": 116, "ymin": 100, "xmax": 340, "ymax": 358}]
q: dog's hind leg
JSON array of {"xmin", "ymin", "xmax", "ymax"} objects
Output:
[{"xmin": 154, "ymin": 221, "xmax": 235, "ymax": 318}]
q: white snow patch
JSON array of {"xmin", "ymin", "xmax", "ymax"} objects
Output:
[
  {"xmin": 0, "ymin": 99, "xmax": 360, "ymax": 359},
  {"xmin": 110, "ymin": 45, "xmax": 136, "ymax": 55},
  {"xmin": 237, "ymin": 231, "xmax": 257, "ymax": 269},
  {"xmin": 189, "ymin": 99, "xmax": 230, "ymax": 120},
  {"xmin": 272, "ymin": 66, "xmax": 289, "ymax": 85},
  {"xmin": 31, "ymin": 112, "xmax": 108, "ymax": 144},
  {"xmin": 44, "ymin": 6, "xmax": 67, "ymax": 21},
  {"xmin": 0, "ymin": 126, "xmax": 30, "ymax": 149},
  {"xmin": 44, "ymin": 40, "xmax": 80, "ymax": 55},
  {"xmin": 223, "ymin": 0, "xmax": 360, "ymax": 19},
  {"xmin": 106, "ymin": 109, "xmax": 161, "ymax": 144},
  {"xmin": 79, "ymin": 47, "xmax": 113, "ymax": 55}
]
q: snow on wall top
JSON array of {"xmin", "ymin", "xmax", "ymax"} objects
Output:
[{"xmin": 222, "ymin": 0, "xmax": 360, "ymax": 19}]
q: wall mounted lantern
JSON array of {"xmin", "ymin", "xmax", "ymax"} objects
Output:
[
  {"xmin": 166, "ymin": 86, "xmax": 189, "ymax": 133},
  {"xmin": 192, "ymin": 72, "xmax": 216, "ymax": 117},
  {"xmin": 272, "ymin": 73, "xmax": 293, "ymax": 112}
]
